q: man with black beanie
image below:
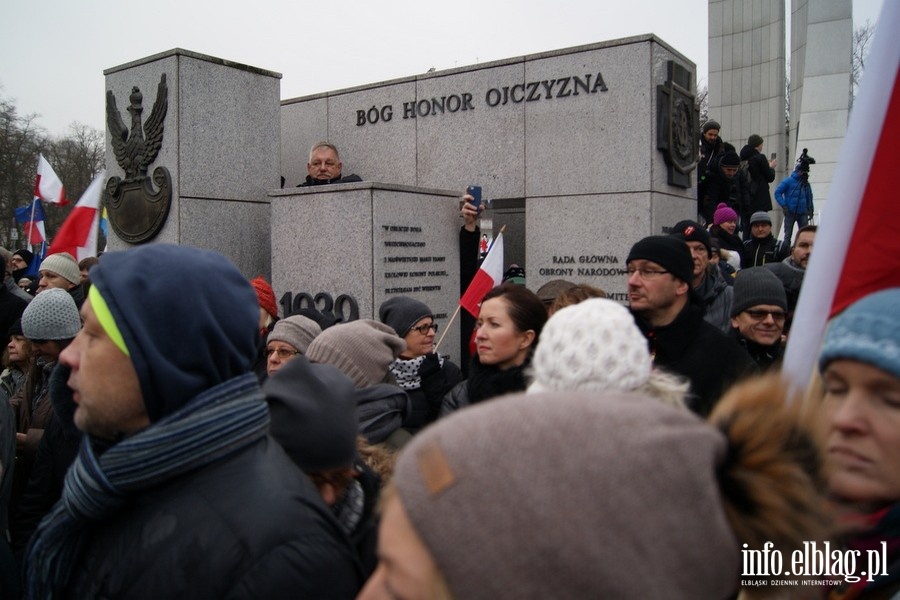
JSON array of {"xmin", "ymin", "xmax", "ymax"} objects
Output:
[
  {"xmin": 24, "ymin": 244, "xmax": 361, "ymax": 599},
  {"xmin": 627, "ymin": 236, "xmax": 755, "ymax": 416}
]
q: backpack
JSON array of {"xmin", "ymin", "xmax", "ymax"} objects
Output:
[{"xmin": 738, "ymin": 159, "xmax": 758, "ymax": 196}]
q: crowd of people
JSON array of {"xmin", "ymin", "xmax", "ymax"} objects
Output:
[{"xmin": 0, "ymin": 138, "xmax": 897, "ymax": 599}]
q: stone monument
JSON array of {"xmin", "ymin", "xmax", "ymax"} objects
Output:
[
  {"xmin": 280, "ymin": 35, "xmax": 699, "ymax": 303},
  {"xmin": 103, "ymin": 48, "xmax": 281, "ymax": 277}
]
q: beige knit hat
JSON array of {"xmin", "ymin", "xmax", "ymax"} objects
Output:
[
  {"xmin": 39, "ymin": 252, "xmax": 80, "ymax": 285},
  {"xmin": 393, "ymin": 391, "xmax": 740, "ymax": 599},
  {"xmin": 267, "ymin": 315, "xmax": 321, "ymax": 354},
  {"xmin": 305, "ymin": 319, "xmax": 406, "ymax": 388}
]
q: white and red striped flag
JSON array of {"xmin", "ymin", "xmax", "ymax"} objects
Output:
[
  {"xmin": 48, "ymin": 171, "xmax": 106, "ymax": 261},
  {"xmin": 782, "ymin": 0, "xmax": 900, "ymax": 387},
  {"xmin": 34, "ymin": 154, "xmax": 68, "ymax": 205},
  {"xmin": 460, "ymin": 232, "xmax": 504, "ymax": 317}
]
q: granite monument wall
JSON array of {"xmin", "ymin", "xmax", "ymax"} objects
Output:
[{"xmin": 281, "ymin": 35, "xmax": 698, "ymax": 301}]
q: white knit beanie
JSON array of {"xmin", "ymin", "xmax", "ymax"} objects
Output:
[
  {"xmin": 528, "ymin": 298, "xmax": 651, "ymax": 394},
  {"xmin": 39, "ymin": 252, "xmax": 81, "ymax": 285}
]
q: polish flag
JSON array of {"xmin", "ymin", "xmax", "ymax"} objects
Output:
[
  {"xmin": 34, "ymin": 154, "xmax": 68, "ymax": 205},
  {"xmin": 48, "ymin": 170, "xmax": 106, "ymax": 261},
  {"xmin": 460, "ymin": 232, "xmax": 504, "ymax": 317},
  {"xmin": 782, "ymin": 1, "xmax": 900, "ymax": 387},
  {"xmin": 14, "ymin": 199, "xmax": 47, "ymax": 245}
]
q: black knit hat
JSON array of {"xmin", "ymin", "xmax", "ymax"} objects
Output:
[
  {"xmin": 720, "ymin": 152, "xmax": 741, "ymax": 167},
  {"xmin": 12, "ymin": 249, "xmax": 33, "ymax": 266},
  {"xmin": 379, "ymin": 296, "xmax": 433, "ymax": 337},
  {"xmin": 626, "ymin": 236, "xmax": 694, "ymax": 285},
  {"xmin": 731, "ymin": 268, "xmax": 787, "ymax": 317},
  {"xmin": 8, "ymin": 318, "xmax": 22, "ymax": 337},
  {"xmin": 264, "ymin": 355, "xmax": 358, "ymax": 473},
  {"xmin": 670, "ymin": 220, "xmax": 711, "ymax": 258}
]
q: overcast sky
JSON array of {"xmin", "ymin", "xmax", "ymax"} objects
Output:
[{"xmin": 1, "ymin": 0, "xmax": 884, "ymax": 138}]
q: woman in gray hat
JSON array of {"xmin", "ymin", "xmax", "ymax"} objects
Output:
[{"xmin": 379, "ymin": 296, "xmax": 462, "ymax": 433}]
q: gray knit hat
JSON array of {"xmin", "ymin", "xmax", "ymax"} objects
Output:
[
  {"xmin": 39, "ymin": 252, "xmax": 81, "ymax": 285},
  {"xmin": 267, "ymin": 315, "xmax": 321, "ymax": 354},
  {"xmin": 306, "ymin": 319, "xmax": 406, "ymax": 388},
  {"xmin": 731, "ymin": 268, "xmax": 787, "ymax": 317},
  {"xmin": 749, "ymin": 211, "xmax": 772, "ymax": 226},
  {"xmin": 378, "ymin": 296, "xmax": 432, "ymax": 337},
  {"xmin": 393, "ymin": 391, "xmax": 739, "ymax": 599},
  {"xmin": 264, "ymin": 355, "xmax": 358, "ymax": 472},
  {"xmin": 22, "ymin": 288, "xmax": 81, "ymax": 340}
]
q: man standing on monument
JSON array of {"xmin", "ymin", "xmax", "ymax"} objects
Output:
[
  {"xmin": 626, "ymin": 235, "xmax": 755, "ymax": 416},
  {"xmin": 669, "ymin": 221, "xmax": 733, "ymax": 333},
  {"xmin": 24, "ymin": 244, "xmax": 361, "ymax": 598},
  {"xmin": 299, "ymin": 142, "xmax": 362, "ymax": 187}
]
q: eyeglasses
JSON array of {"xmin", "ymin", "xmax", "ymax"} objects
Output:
[
  {"xmin": 626, "ymin": 267, "xmax": 670, "ymax": 280},
  {"xmin": 266, "ymin": 347, "xmax": 300, "ymax": 359},
  {"xmin": 744, "ymin": 309, "xmax": 787, "ymax": 322},
  {"xmin": 411, "ymin": 323, "xmax": 439, "ymax": 335}
]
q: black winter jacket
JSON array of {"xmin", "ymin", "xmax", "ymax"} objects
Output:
[
  {"xmin": 739, "ymin": 145, "xmax": 776, "ymax": 212},
  {"xmin": 65, "ymin": 437, "xmax": 362, "ymax": 599},
  {"xmin": 633, "ymin": 303, "xmax": 756, "ymax": 417}
]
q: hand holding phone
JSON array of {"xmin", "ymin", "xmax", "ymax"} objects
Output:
[{"xmin": 466, "ymin": 185, "xmax": 482, "ymax": 210}]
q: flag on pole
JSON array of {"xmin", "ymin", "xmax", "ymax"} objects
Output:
[
  {"xmin": 34, "ymin": 154, "xmax": 68, "ymax": 205},
  {"xmin": 47, "ymin": 170, "xmax": 106, "ymax": 261},
  {"xmin": 782, "ymin": 0, "xmax": 900, "ymax": 387},
  {"xmin": 460, "ymin": 232, "xmax": 504, "ymax": 317},
  {"xmin": 14, "ymin": 199, "xmax": 47, "ymax": 245}
]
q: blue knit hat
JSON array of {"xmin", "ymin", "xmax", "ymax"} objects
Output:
[
  {"xmin": 819, "ymin": 288, "xmax": 900, "ymax": 379},
  {"xmin": 89, "ymin": 244, "xmax": 259, "ymax": 422}
]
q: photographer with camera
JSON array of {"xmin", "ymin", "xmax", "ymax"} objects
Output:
[{"xmin": 774, "ymin": 148, "xmax": 815, "ymax": 247}]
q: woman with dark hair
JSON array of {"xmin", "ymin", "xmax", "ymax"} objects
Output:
[{"xmin": 440, "ymin": 283, "xmax": 546, "ymax": 416}]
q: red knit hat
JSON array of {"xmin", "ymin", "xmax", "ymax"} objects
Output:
[{"xmin": 251, "ymin": 276, "xmax": 278, "ymax": 319}]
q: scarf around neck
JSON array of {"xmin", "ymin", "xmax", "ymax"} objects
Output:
[
  {"xmin": 828, "ymin": 503, "xmax": 900, "ymax": 599},
  {"xmin": 390, "ymin": 355, "xmax": 445, "ymax": 390},
  {"xmin": 25, "ymin": 373, "xmax": 269, "ymax": 599}
]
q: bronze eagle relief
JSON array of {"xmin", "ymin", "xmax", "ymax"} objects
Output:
[{"xmin": 105, "ymin": 73, "xmax": 172, "ymax": 243}]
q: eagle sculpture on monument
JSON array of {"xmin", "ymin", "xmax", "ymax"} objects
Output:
[{"xmin": 105, "ymin": 74, "xmax": 172, "ymax": 243}]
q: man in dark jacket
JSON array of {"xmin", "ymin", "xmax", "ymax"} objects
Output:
[
  {"xmin": 739, "ymin": 134, "xmax": 777, "ymax": 239},
  {"xmin": 730, "ymin": 268, "xmax": 788, "ymax": 370},
  {"xmin": 742, "ymin": 211, "xmax": 787, "ymax": 268},
  {"xmin": 298, "ymin": 141, "xmax": 362, "ymax": 186},
  {"xmin": 698, "ymin": 150, "xmax": 748, "ymax": 225},
  {"xmin": 697, "ymin": 120, "xmax": 725, "ymax": 209},
  {"xmin": 626, "ymin": 236, "xmax": 755, "ymax": 416},
  {"xmin": 670, "ymin": 221, "xmax": 733, "ymax": 333},
  {"xmin": 24, "ymin": 244, "xmax": 361, "ymax": 599}
]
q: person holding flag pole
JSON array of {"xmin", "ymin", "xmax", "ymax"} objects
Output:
[{"xmin": 438, "ymin": 228, "xmax": 547, "ymax": 417}]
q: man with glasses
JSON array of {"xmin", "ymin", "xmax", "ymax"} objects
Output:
[
  {"xmin": 730, "ymin": 268, "xmax": 789, "ymax": 370},
  {"xmin": 626, "ymin": 236, "xmax": 755, "ymax": 416},
  {"xmin": 265, "ymin": 314, "xmax": 322, "ymax": 377},
  {"xmin": 765, "ymin": 225, "xmax": 817, "ymax": 338},
  {"xmin": 670, "ymin": 220, "xmax": 733, "ymax": 333},
  {"xmin": 298, "ymin": 141, "xmax": 362, "ymax": 187}
]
